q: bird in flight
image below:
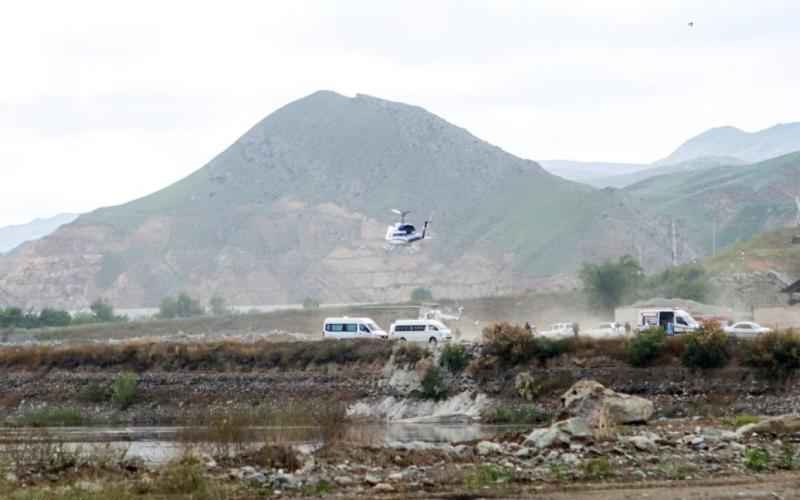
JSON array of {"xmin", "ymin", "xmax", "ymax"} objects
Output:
[{"xmin": 688, "ymin": 22, "xmax": 693, "ymax": 27}]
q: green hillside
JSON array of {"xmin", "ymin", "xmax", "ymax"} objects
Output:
[
  {"xmin": 1, "ymin": 92, "xmax": 677, "ymax": 309},
  {"xmin": 702, "ymin": 227, "xmax": 800, "ymax": 278},
  {"xmin": 626, "ymin": 152, "xmax": 800, "ymax": 253}
]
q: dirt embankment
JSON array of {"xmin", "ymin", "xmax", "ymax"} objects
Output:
[{"xmin": 1, "ymin": 341, "xmax": 798, "ymax": 425}]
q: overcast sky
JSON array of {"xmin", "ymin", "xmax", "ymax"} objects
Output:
[{"xmin": 1, "ymin": 0, "xmax": 799, "ymax": 227}]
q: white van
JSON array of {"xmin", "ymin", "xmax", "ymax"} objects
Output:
[
  {"xmin": 322, "ymin": 317, "xmax": 388, "ymax": 340},
  {"xmin": 638, "ymin": 309, "xmax": 699, "ymax": 334},
  {"xmin": 540, "ymin": 323, "xmax": 576, "ymax": 339},
  {"xmin": 389, "ymin": 319, "xmax": 452, "ymax": 345}
]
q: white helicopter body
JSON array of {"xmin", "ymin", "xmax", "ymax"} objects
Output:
[{"xmin": 384, "ymin": 210, "xmax": 432, "ymax": 249}]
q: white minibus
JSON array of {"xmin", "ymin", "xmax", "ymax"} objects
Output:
[
  {"xmin": 389, "ymin": 319, "xmax": 452, "ymax": 345},
  {"xmin": 322, "ymin": 317, "xmax": 388, "ymax": 340}
]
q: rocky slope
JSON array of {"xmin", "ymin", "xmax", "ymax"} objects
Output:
[{"xmin": 0, "ymin": 92, "xmax": 681, "ymax": 309}]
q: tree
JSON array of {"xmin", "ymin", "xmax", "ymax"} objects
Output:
[
  {"xmin": 209, "ymin": 296, "xmax": 230, "ymax": 315},
  {"xmin": 410, "ymin": 287, "xmax": 433, "ymax": 302},
  {"xmin": 90, "ymin": 298, "xmax": 116, "ymax": 323},
  {"xmin": 38, "ymin": 308, "xmax": 72, "ymax": 328},
  {"xmin": 0, "ymin": 307, "xmax": 24, "ymax": 328},
  {"xmin": 579, "ymin": 255, "xmax": 642, "ymax": 313},
  {"xmin": 159, "ymin": 292, "xmax": 205, "ymax": 319}
]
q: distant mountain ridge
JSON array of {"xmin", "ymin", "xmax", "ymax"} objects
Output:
[
  {"xmin": 546, "ymin": 122, "xmax": 800, "ymax": 189},
  {"xmin": 0, "ymin": 214, "xmax": 79, "ymax": 253},
  {"xmin": 0, "ymin": 91, "xmax": 681, "ymax": 309}
]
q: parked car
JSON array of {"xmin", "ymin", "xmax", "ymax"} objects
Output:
[
  {"xmin": 584, "ymin": 322, "xmax": 626, "ymax": 338},
  {"xmin": 723, "ymin": 322, "xmax": 772, "ymax": 338},
  {"xmin": 389, "ymin": 319, "xmax": 452, "ymax": 345},
  {"xmin": 322, "ymin": 317, "xmax": 388, "ymax": 340},
  {"xmin": 540, "ymin": 323, "xmax": 576, "ymax": 339}
]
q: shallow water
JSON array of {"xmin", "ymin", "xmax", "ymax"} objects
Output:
[{"xmin": 0, "ymin": 423, "xmax": 532, "ymax": 465}]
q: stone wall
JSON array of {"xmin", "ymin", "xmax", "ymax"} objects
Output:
[{"xmin": 753, "ymin": 306, "xmax": 800, "ymax": 329}]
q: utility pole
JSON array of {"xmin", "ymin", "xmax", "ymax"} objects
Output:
[
  {"xmin": 671, "ymin": 219, "xmax": 677, "ymax": 266},
  {"xmin": 712, "ymin": 219, "xmax": 717, "ymax": 254}
]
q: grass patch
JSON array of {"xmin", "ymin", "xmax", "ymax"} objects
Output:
[
  {"xmin": 720, "ymin": 414, "xmax": 760, "ymax": 427},
  {"xmin": 462, "ymin": 465, "xmax": 515, "ymax": 491},
  {"xmin": 484, "ymin": 404, "xmax": 541, "ymax": 424},
  {"xmin": 393, "ymin": 342, "xmax": 428, "ymax": 367},
  {"xmin": 582, "ymin": 458, "xmax": 615, "ymax": 480},
  {"xmin": 20, "ymin": 407, "xmax": 84, "ymax": 427},
  {"xmin": 659, "ymin": 459, "xmax": 695, "ymax": 479}
]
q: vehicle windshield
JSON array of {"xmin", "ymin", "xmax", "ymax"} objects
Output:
[{"xmin": 368, "ymin": 323, "xmax": 380, "ymax": 331}]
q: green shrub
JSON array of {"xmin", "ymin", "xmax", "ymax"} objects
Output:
[
  {"xmin": 421, "ymin": 365, "xmax": 448, "ymax": 401},
  {"xmin": 744, "ymin": 330, "xmax": 800, "ymax": 380},
  {"xmin": 680, "ymin": 321, "xmax": 731, "ymax": 369},
  {"xmin": 468, "ymin": 356, "xmax": 499, "ymax": 382},
  {"xmin": 778, "ymin": 438, "xmax": 796, "ymax": 470},
  {"xmin": 482, "ymin": 322, "xmax": 534, "ymax": 367},
  {"xmin": 744, "ymin": 446, "xmax": 770, "ymax": 471},
  {"xmin": 549, "ymin": 462, "xmax": 568, "ymax": 479},
  {"xmin": 21, "ymin": 407, "xmax": 84, "ymax": 427},
  {"xmin": 209, "ymin": 296, "xmax": 231, "ymax": 315},
  {"xmin": 35, "ymin": 441, "xmax": 84, "ymax": 473},
  {"xmin": 582, "ymin": 458, "xmax": 615, "ymax": 480},
  {"xmin": 622, "ymin": 328, "xmax": 666, "ymax": 367},
  {"xmin": 111, "ymin": 372, "xmax": 138, "ymax": 410},
  {"xmin": 440, "ymin": 343, "xmax": 469, "ymax": 372},
  {"xmin": 393, "ymin": 342, "xmax": 428, "ymax": 367},
  {"xmin": 515, "ymin": 372, "xmax": 539, "ymax": 401}
]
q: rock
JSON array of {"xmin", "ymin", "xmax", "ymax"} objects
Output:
[
  {"xmin": 477, "ymin": 441, "xmax": 504, "ymax": 456},
  {"xmin": 4, "ymin": 473, "xmax": 18, "ymax": 484},
  {"xmin": 388, "ymin": 472, "xmax": 405, "ymax": 482},
  {"xmin": 514, "ymin": 447, "xmax": 533, "ymax": 458},
  {"xmin": 629, "ymin": 436, "xmax": 658, "ymax": 453},
  {"xmin": 735, "ymin": 423, "xmax": 757, "ymax": 438},
  {"xmin": 748, "ymin": 414, "xmax": 800, "ymax": 435},
  {"xmin": 335, "ymin": 476, "xmax": 354, "ymax": 487},
  {"xmin": 273, "ymin": 474, "xmax": 299, "ymax": 489},
  {"xmin": 240, "ymin": 466, "xmax": 256, "ymax": 476},
  {"xmin": 557, "ymin": 380, "xmax": 654, "ymax": 425},
  {"xmin": 249, "ymin": 473, "xmax": 267, "ymax": 487},
  {"xmin": 454, "ymin": 445, "xmax": 474, "ymax": 454},
  {"xmin": 524, "ymin": 418, "xmax": 595, "ymax": 449},
  {"xmin": 364, "ymin": 474, "xmax": 381, "ymax": 486},
  {"xmin": 561, "ymin": 453, "xmax": 579, "ymax": 465},
  {"xmin": 205, "ymin": 458, "xmax": 218, "ymax": 470},
  {"xmin": 631, "ymin": 470, "xmax": 645, "ymax": 478},
  {"xmin": 374, "ymin": 483, "xmax": 395, "ymax": 492}
]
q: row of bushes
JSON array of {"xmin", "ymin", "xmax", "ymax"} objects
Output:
[
  {"xmin": 0, "ymin": 298, "xmax": 127, "ymax": 330},
  {"xmin": 475, "ymin": 321, "xmax": 800, "ymax": 381},
  {"xmin": 0, "ymin": 339, "xmax": 393, "ymax": 372}
]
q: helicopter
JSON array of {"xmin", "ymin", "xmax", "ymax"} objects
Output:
[{"xmin": 383, "ymin": 210, "xmax": 432, "ymax": 250}]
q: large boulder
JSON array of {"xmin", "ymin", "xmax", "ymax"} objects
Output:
[
  {"xmin": 557, "ymin": 380, "xmax": 653, "ymax": 425},
  {"xmin": 745, "ymin": 414, "xmax": 800, "ymax": 435},
  {"xmin": 524, "ymin": 417, "xmax": 595, "ymax": 449}
]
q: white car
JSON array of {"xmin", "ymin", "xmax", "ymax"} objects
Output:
[
  {"xmin": 723, "ymin": 322, "xmax": 772, "ymax": 338},
  {"xmin": 584, "ymin": 322, "xmax": 626, "ymax": 339},
  {"xmin": 540, "ymin": 323, "xmax": 576, "ymax": 339}
]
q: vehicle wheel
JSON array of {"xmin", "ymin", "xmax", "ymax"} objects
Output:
[{"xmin": 429, "ymin": 337, "xmax": 438, "ymax": 347}]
